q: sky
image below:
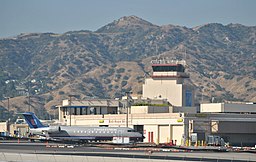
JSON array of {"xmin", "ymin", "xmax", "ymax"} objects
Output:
[{"xmin": 0, "ymin": 0, "xmax": 256, "ymax": 38}]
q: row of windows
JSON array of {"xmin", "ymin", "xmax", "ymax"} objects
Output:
[
  {"xmin": 152, "ymin": 65, "xmax": 185, "ymax": 72},
  {"xmin": 74, "ymin": 130, "xmax": 118, "ymax": 134},
  {"xmin": 63, "ymin": 107, "xmax": 118, "ymax": 115}
]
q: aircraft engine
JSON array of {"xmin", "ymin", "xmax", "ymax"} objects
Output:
[{"xmin": 47, "ymin": 126, "xmax": 61, "ymax": 134}]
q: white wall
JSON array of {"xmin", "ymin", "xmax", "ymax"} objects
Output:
[
  {"xmin": 200, "ymin": 103, "xmax": 223, "ymax": 112},
  {"xmin": 131, "ymin": 106, "xmax": 169, "ymax": 114},
  {"xmin": 143, "ymin": 78, "xmax": 183, "ymax": 106},
  {"xmin": 200, "ymin": 103, "xmax": 256, "ymax": 113},
  {"xmin": 0, "ymin": 122, "xmax": 8, "ymax": 132}
]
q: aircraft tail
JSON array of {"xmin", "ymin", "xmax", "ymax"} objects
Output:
[{"xmin": 22, "ymin": 112, "xmax": 47, "ymax": 129}]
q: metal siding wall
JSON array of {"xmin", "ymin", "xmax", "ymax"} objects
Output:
[{"xmin": 218, "ymin": 121, "xmax": 256, "ymax": 133}]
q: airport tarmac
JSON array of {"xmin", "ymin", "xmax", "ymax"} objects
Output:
[{"xmin": 0, "ymin": 140, "xmax": 255, "ymax": 162}]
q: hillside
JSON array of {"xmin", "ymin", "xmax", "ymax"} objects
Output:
[{"xmin": 0, "ymin": 16, "xmax": 255, "ymax": 119}]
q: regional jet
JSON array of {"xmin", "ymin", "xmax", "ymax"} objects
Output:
[{"xmin": 22, "ymin": 112, "xmax": 143, "ymax": 143}]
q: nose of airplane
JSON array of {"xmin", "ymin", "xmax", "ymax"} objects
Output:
[{"xmin": 139, "ymin": 132, "xmax": 145, "ymax": 139}]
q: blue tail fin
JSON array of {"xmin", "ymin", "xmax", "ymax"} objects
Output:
[{"xmin": 22, "ymin": 112, "xmax": 47, "ymax": 128}]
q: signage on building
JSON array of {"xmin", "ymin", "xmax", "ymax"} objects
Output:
[
  {"xmin": 109, "ymin": 119, "xmax": 125, "ymax": 123},
  {"xmin": 177, "ymin": 118, "xmax": 183, "ymax": 122},
  {"xmin": 151, "ymin": 59, "xmax": 186, "ymax": 65}
]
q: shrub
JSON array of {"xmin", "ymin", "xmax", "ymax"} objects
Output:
[
  {"xmin": 58, "ymin": 91, "xmax": 65, "ymax": 95},
  {"xmin": 115, "ymin": 74, "xmax": 121, "ymax": 79},
  {"xmin": 123, "ymin": 75, "xmax": 129, "ymax": 80},
  {"xmin": 224, "ymin": 74, "xmax": 234, "ymax": 80},
  {"xmin": 121, "ymin": 81, "xmax": 127, "ymax": 87},
  {"xmin": 116, "ymin": 68, "xmax": 125, "ymax": 73}
]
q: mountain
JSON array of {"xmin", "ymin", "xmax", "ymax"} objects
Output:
[
  {"xmin": 96, "ymin": 15, "xmax": 158, "ymax": 33},
  {"xmin": 0, "ymin": 16, "xmax": 255, "ymax": 120}
]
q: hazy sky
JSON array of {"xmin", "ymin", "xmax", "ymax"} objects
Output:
[{"xmin": 0, "ymin": 0, "xmax": 255, "ymax": 38}]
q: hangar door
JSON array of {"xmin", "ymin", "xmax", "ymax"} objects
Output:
[
  {"xmin": 171, "ymin": 125, "xmax": 183, "ymax": 145},
  {"xmin": 158, "ymin": 125, "xmax": 170, "ymax": 143}
]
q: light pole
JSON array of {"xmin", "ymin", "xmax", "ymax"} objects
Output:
[
  {"xmin": 7, "ymin": 97, "xmax": 9, "ymax": 119},
  {"xmin": 27, "ymin": 81, "xmax": 31, "ymax": 112},
  {"xmin": 68, "ymin": 95, "xmax": 76, "ymax": 126},
  {"xmin": 125, "ymin": 92, "xmax": 132, "ymax": 128},
  {"xmin": 69, "ymin": 95, "xmax": 72, "ymax": 126}
]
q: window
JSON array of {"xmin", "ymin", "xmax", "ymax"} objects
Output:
[
  {"xmin": 185, "ymin": 90, "xmax": 192, "ymax": 107},
  {"xmin": 90, "ymin": 107, "xmax": 96, "ymax": 115},
  {"xmin": 152, "ymin": 64, "xmax": 185, "ymax": 72}
]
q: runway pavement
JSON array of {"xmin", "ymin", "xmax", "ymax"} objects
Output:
[{"xmin": 0, "ymin": 140, "xmax": 255, "ymax": 162}]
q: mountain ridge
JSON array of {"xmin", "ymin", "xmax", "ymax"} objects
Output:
[
  {"xmin": 0, "ymin": 16, "xmax": 255, "ymax": 119},
  {"xmin": 96, "ymin": 15, "xmax": 158, "ymax": 33}
]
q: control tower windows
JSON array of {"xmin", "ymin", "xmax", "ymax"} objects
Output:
[{"xmin": 152, "ymin": 64, "xmax": 185, "ymax": 72}]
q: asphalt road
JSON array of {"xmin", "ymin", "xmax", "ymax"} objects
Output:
[{"xmin": 0, "ymin": 140, "xmax": 255, "ymax": 162}]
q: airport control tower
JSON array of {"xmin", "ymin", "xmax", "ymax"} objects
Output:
[{"xmin": 143, "ymin": 59, "xmax": 194, "ymax": 107}]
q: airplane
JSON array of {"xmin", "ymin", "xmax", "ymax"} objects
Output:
[{"xmin": 22, "ymin": 112, "xmax": 143, "ymax": 143}]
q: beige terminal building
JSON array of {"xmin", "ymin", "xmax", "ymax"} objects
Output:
[{"xmin": 57, "ymin": 59, "xmax": 256, "ymax": 146}]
